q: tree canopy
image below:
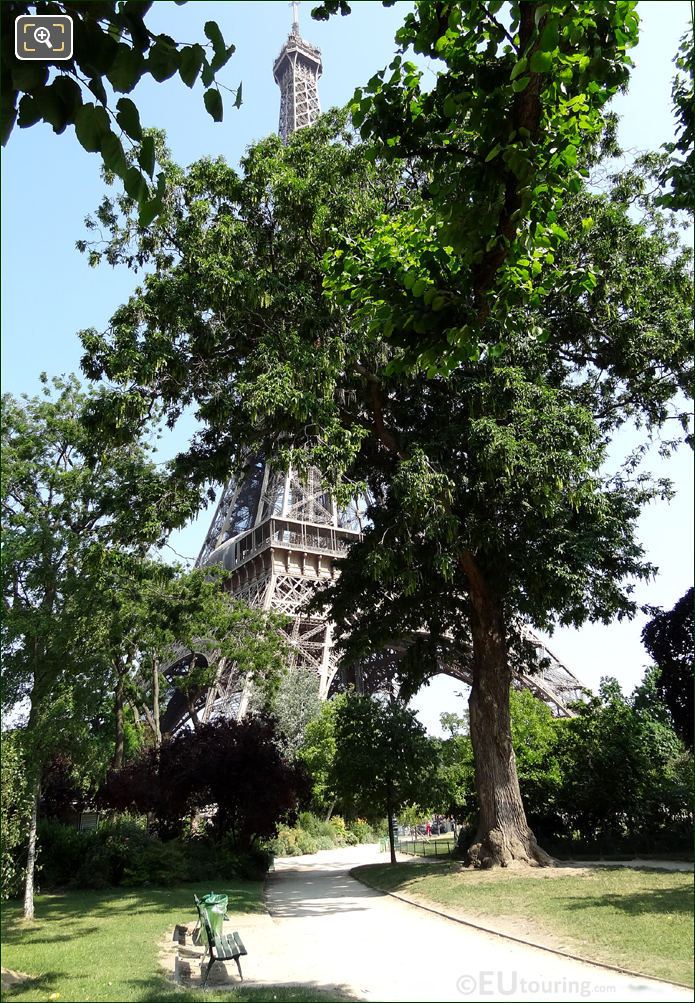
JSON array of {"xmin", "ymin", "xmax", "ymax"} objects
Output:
[
  {"xmin": 642, "ymin": 587, "xmax": 694, "ymax": 748},
  {"xmin": 98, "ymin": 715, "xmax": 307, "ymax": 847},
  {"xmin": 74, "ymin": 3, "xmax": 692, "ymax": 867}
]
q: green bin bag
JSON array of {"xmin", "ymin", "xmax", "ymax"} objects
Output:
[{"xmin": 198, "ymin": 892, "xmax": 228, "ymax": 944}]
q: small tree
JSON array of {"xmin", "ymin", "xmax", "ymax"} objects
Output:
[
  {"xmin": 1, "ymin": 377, "xmax": 197, "ymax": 917},
  {"xmin": 297, "ymin": 698, "xmax": 341, "ymax": 818},
  {"xmin": 332, "ymin": 695, "xmax": 439, "ymax": 864},
  {"xmin": 557, "ymin": 678, "xmax": 692, "ymax": 853},
  {"xmin": 0, "ymin": 732, "xmax": 33, "ymax": 900},
  {"xmin": 249, "ymin": 664, "xmax": 322, "ymax": 760}
]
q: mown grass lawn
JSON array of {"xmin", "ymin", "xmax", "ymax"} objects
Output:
[
  {"xmin": 354, "ymin": 860, "xmax": 694, "ymax": 987},
  {"xmin": 0, "ymin": 883, "xmax": 348, "ymax": 1002}
]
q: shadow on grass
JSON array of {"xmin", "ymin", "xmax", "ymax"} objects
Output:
[
  {"xmin": 563, "ymin": 883, "xmax": 694, "ymax": 917},
  {"xmin": 1, "ymin": 974, "xmax": 359, "ymax": 1003},
  {"xmin": 1, "ymin": 882, "xmax": 263, "ymax": 934},
  {"xmin": 352, "ymin": 860, "xmax": 456, "ymax": 893},
  {"xmin": 133, "ymin": 978, "xmax": 361, "ymax": 1002}
]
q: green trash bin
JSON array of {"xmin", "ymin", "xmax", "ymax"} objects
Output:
[{"xmin": 198, "ymin": 892, "xmax": 228, "ymax": 946}]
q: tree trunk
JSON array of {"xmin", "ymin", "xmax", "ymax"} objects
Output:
[
  {"xmin": 324, "ymin": 797, "xmax": 336, "ymax": 823},
  {"xmin": 386, "ymin": 786, "xmax": 397, "ymax": 865},
  {"xmin": 23, "ymin": 777, "xmax": 41, "ymax": 920},
  {"xmin": 461, "ymin": 552, "xmax": 553, "ymax": 868},
  {"xmin": 112, "ymin": 670, "xmax": 125, "ymax": 771}
]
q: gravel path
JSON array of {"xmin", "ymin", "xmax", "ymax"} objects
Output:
[{"xmin": 220, "ymin": 844, "xmax": 692, "ymax": 1002}]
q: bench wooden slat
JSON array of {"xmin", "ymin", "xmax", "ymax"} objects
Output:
[
  {"xmin": 232, "ymin": 932, "xmax": 248, "ymax": 956},
  {"xmin": 214, "ymin": 936, "xmax": 237, "ymax": 960}
]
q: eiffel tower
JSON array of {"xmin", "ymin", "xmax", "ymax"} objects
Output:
[
  {"xmin": 274, "ymin": 0, "xmax": 322, "ymax": 142},
  {"xmin": 160, "ymin": 4, "xmax": 587, "ymax": 735}
]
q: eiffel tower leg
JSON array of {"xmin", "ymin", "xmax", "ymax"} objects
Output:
[
  {"xmin": 236, "ymin": 683, "xmax": 252, "ymax": 721},
  {"xmin": 201, "ymin": 656, "xmax": 226, "ymax": 724}
]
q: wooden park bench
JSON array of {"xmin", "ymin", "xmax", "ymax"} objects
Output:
[{"xmin": 193, "ymin": 894, "xmax": 248, "ymax": 987}]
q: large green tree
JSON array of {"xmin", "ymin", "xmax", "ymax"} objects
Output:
[
  {"xmin": 78, "ymin": 118, "xmax": 691, "ymax": 867},
  {"xmin": 1, "ymin": 376, "xmax": 197, "ymax": 916},
  {"xmin": 77, "ymin": 8, "xmax": 691, "ymax": 868},
  {"xmin": 315, "ymin": 0, "xmax": 640, "ymax": 367}
]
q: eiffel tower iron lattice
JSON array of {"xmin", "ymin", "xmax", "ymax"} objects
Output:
[{"xmin": 161, "ymin": 5, "xmax": 588, "ymax": 735}]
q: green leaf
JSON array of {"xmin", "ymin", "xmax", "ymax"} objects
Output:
[
  {"xmin": 3, "ymin": 92, "xmax": 17, "ymax": 142},
  {"xmin": 138, "ymin": 134, "xmax": 155, "ymax": 177},
  {"xmin": 179, "ymin": 44, "xmax": 205, "ymax": 87},
  {"xmin": 116, "ymin": 98, "xmax": 142, "ymax": 141},
  {"xmin": 11, "ymin": 62, "xmax": 49, "ymax": 92},
  {"xmin": 101, "ymin": 132, "xmax": 128, "ymax": 177},
  {"xmin": 139, "ymin": 196, "xmax": 163, "ymax": 227},
  {"xmin": 88, "ymin": 75, "xmax": 108, "ymax": 106},
  {"xmin": 74, "ymin": 103, "xmax": 110, "ymax": 153},
  {"xmin": 510, "ymin": 57, "xmax": 528, "ymax": 81},
  {"xmin": 234, "ymin": 81, "xmax": 243, "ymax": 110},
  {"xmin": 512, "ymin": 76, "xmax": 530, "ymax": 92},
  {"xmin": 204, "ymin": 21, "xmax": 225, "ymax": 54},
  {"xmin": 123, "ymin": 166, "xmax": 148, "ymax": 202},
  {"xmin": 530, "ymin": 50, "xmax": 553, "ymax": 73},
  {"xmin": 443, "ymin": 93, "xmax": 457, "ymax": 118},
  {"xmin": 215, "ymin": 43, "xmax": 236, "ymax": 74},
  {"xmin": 550, "ymin": 223, "xmax": 569, "ymax": 240},
  {"xmin": 204, "ymin": 88, "xmax": 223, "ymax": 123},
  {"xmin": 106, "ymin": 45, "xmax": 146, "ymax": 93},
  {"xmin": 51, "ymin": 76, "xmax": 83, "ymax": 116},
  {"xmin": 35, "ymin": 85, "xmax": 70, "ymax": 134},
  {"xmin": 540, "ymin": 20, "xmax": 559, "ymax": 51},
  {"xmin": 148, "ymin": 40, "xmax": 179, "ymax": 83},
  {"xmin": 201, "ymin": 60, "xmax": 214, "ymax": 88},
  {"xmin": 16, "ymin": 94, "xmax": 42, "ymax": 130},
  {"xmin": 485, "ymin": 143, "xmax": 502, "ymax": 162}
]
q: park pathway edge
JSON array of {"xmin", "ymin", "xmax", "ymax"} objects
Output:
[{"xmin": 350, "ymin": 866, "xmax": 693, "ymax": 992}]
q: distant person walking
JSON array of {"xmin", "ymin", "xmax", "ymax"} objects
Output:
[{"xmin": 425, "ymin": 821, "xmax": 431, "ymax": 840}]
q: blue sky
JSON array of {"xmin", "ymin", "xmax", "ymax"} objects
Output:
[{"xmin": 2, "ymin": 1, "xmax": 693, "ymax": 732}]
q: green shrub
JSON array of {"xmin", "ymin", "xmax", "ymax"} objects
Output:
[
  {"xmin": 73, "ymin": 842, "xmax": 112, "ymax": 889},
  {"xmin": 348, "ymin": 818, "xmax": 375, "ymax": 843},
  {"xmin": 271, "ymin": 827, "xmax": 301, "ymax": 856},
  {"xmin": 345, "ymin": 831, "xmax": 358, "ymax": 846},
  {"xmin": 296, "ymin": 830, "xmax": 319, "ymax": 855},
  {"xmin": 235, "ymin": 846, "xmax": 274, "ymax": 879},
  {"xmin": 328, "ymin": 815, "xmax": 348, "ymax": 845},
  {"xmin": 29, "ymin": 818, "xmax": 274, "ymax": 893},
  {"xmin": 37, "ymin": 820, "xmax": 96, "ymax": 889},
  {"xmin": 297, "ymin": 811, "xmax": 321, "ymax": 836},
  {"xmin": 1, "ymin": 733, "xmax": 32, "ymax": 900}
]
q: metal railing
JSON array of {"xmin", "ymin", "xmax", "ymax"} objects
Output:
[{"xmin": 395, "ymin": 836, "xmax": 456, "ymax": 858}]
